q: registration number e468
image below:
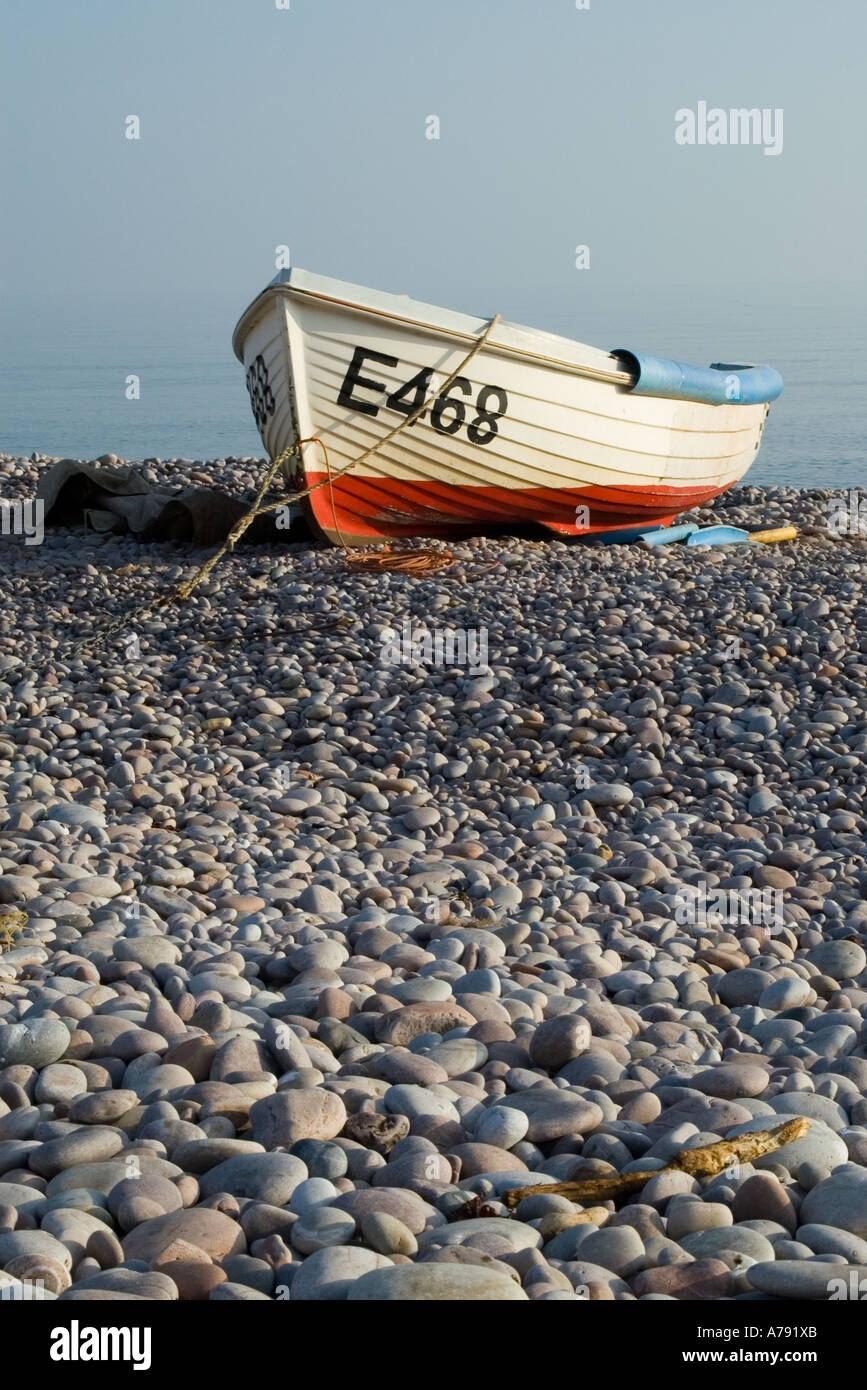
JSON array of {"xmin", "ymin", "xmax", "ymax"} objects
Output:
[{"xmin": 337, "ymin": 346, "xmax": 508, "ymax": 446}]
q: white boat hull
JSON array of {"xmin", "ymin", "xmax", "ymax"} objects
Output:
[{"xmin": 233, "ymin": 269, "xmax": 775, "ymax": 545}]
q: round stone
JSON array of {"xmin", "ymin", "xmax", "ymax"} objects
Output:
[
  {"xmin": 796, "ymin": 1224, "xmax": 867, "ymax": 1263},
  {"xmin": 291, "ymin": 1206, "xmax": 357, "ymax": 1254},
  {"xmin": 359, "ymin": 1211, "xmax": 418, "ymax": 1256},
  {"xmin": 288, "ymin": 1177, "xmax": 340, "ymax": 1216},
  {"xmin": 747, "ymin": 1260, "xmax": 867, "ymax": 1300},
  {"xmin": 473, "ymin": 1106, "xmax": 530, "ymax": 1150},
  {"xmin": 114, "ymin": 938, "xmax": 181, "ymax": 969},
  {"xmin": 0, "ymin": 1020, "xmax": 70, "ymax": 1068},
  {"xmin": 528, "ymin": 1016, "xmax": 591, "ymax": 1071},
  {"xmin": 108, "ymin": 1176, "xmax": 184, "ymax": 1231},
  {"xmin": 666, "ymin": 1200, "xmax": 734, "ymax": 1240},
  {"xmin": 692, "ymin": 1064, "xmax": 770, "ymax": 1100},
  {"xmin": 759, "ymin": 977, "xmax": 813, "ymax": 1011},
  {"xmin": 678, "ymin": 1225, "xmax": 777, "ymax": 1263},
  {"xmin": 331, "ymin": 1188, "xmax": 441, "ymax": 1236},
  {"xmin": 122, "ymin": 1208, "xmax": 246, "ymax": 1264},
  {"xmin": 4, "ymin": 1253, "xmax": 70, "ymax": 1294},
  {"xmin": 348, "ymin": 1264, "xmax": 528, "ymax": 1299},
  {"xmin": 33, "ymin": 1064, "xmax": 89, "ymax": 1105},
  {"xmin": 41, "ymin": 1207, "xmax": 114, "ymax": 1264},
  {"xmin": 800, "ymin": 1168, "xmax": 867, "ymax": 1238},
  {"xmin": 416, "ymin": 1217, "xmax": 540, "ymax": 1254},
  {"xmin": 631, "ymin": 1260, "xmax": 734, "ymax": 1299},
  {"xmin": 67, "ymin": 1091, "xmax": 139, "ymax": 1125},
  {"xmin": 197, "ymin": 1153, "xmax": 307, "ymax": 1205},
  {"xmin": 249, "ymin": 1088, "xmax": 347, "ymax": 1147},
  {"xmin": 498, "ymin": 1091, "xmax": 604, "ymax": 1143},
  {"xmin": 0, "ymin": 1230, "xmax": 72, "ymax": 1270},
  {"xmin": 426, "ymin": 1038, "xmax": 488, "ymax": 1077},
  {"xmin": 288, "ymin": 1140, "xmax": 348, "ymax": 1180},
  {"xmin": 288, "ymin": 1246, "xmax": 392, "ymax": 1300},
  {"xmin": 806, "ymin": 941, "xmax": 866, "ymax": 982},
  {"xmin": 30, "ymin": 1127, "xmax": 126, "ymax": 1178}
]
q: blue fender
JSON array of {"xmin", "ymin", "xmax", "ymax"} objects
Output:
[{"xmin": 615, "ymin": 351, "xmax": 783, "ymax": 406}]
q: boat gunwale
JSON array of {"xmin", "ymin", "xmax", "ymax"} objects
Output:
[{"xmin": 232, "ymin": 280, "xmax": 637, "ymax": 389}]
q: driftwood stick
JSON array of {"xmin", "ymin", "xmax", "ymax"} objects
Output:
[
  {"xmin": 670, "ymin": 1117, "xmax": 809, "ymax": 1176},
  {"xmin": 501, "ymin": 1117, "xmax": 810, "ymax": 1210}
]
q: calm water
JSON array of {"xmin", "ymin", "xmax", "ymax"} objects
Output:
[{"xmin": 1, "ymin": 283, "xmax": 864, "ymax": 489}]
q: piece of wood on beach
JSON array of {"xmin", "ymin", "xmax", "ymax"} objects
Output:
[{"xmin": 500, "ymin": 1117, "xmax": 811, "ymax": 1210}]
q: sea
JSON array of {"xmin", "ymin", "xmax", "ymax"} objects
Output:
[{"xmin": 1, "ymin": 281, "xmax": 863, "ymax": 491}]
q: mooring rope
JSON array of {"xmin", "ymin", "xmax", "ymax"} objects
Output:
[{"xmin": 49, "ymin": 313, "xmax": 502, "ymax": 662}]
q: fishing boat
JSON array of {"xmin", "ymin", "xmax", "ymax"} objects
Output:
[{"xmin": 232, "ymin": 268, "xmax": 783, "ymax": 547}]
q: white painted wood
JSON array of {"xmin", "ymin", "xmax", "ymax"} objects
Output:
[{"xmin": 233, "ymin": 269, "xmax": 771, "ymax": 542}]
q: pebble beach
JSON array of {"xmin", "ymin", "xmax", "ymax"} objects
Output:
[{"xmin": 1, "ymin": 451, "xmax": 867, "ymax": 1304}]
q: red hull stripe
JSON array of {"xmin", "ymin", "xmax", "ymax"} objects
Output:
[{"xmin": 300, "ymin": 470, "xmax": 729, "ymax": 541}]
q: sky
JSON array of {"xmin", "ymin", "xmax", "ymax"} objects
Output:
[
  {"xmin": 0, "ymin": 0, "xmax": 864, "ymax": 462},
  {"xmin": 2, "ymin": 0, "xmax": 864, "ymax": 313}
]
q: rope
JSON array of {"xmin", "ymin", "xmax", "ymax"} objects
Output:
[
  {"xmin": 49, "ymin": 313, "xmax": 502, "ymax": 663},
  {"xmin": 316, "ymin": 437, "xmax": 455, "ymax": 574},
  {"xmin": 241, "ymin": 311, "xmax": 503, "ymax": 524},
  {"xmin": 344, "ymin": 547, "xmax": 457, "ymax": 575}
]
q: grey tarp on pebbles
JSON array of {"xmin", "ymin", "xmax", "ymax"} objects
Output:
[{"xmin": 36, "ymin": 458, "xmax": 276, "ymax": 546}]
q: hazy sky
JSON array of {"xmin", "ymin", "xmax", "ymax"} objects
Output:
[{"xmin": 2, "ymin": 0, "xmax": 864, "ymax": 321}]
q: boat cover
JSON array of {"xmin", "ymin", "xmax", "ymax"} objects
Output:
[{"xmin": 36, "ymin": 459, "xmax": 284, "ymax": 545}]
